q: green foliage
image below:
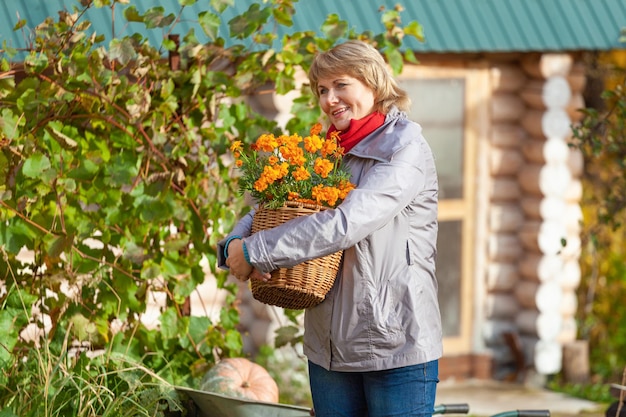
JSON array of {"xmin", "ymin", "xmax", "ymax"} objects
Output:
[
  {"xmin": 547, "ymin": 377, "xmax": 614, "ymax": 405},
  {"xmin": 571, "ymin": 57, "xmax": 626, "ymax": 383},
  {"xmin": 0, "ymin": 0, "xmax": 421, "ymax": 414}
]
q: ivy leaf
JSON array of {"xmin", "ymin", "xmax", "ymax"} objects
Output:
[
  {"xmin": 160, "ymin": 307, "xmax": 182, "ymax": 340},
  {"xmin": 274, "ymin": 325, "xmax": 300, "ymax": 348},
  {"xmin": 109, "ymin": 38, "xmax": 137, "ymax": 66},
  {"xmin": 69, "ymin": 313, "xmax": 98, "ymax": 342},
  {"xmin": 22, "ymin": 153, "xmax": 51, "ymax": 178},
  {"xmin": 24, "ymin": 52, "xmax": 49, "ymax": 74},
  {"xmin": 0, "ymin": 108, "xmax": 21, "ymax": 139},
  {"xmin": 144, "ymin": 7, "xmax": 176, "ymax": 29},
  {"xmin": 123, "ymin": 6, "xmax": 143, "ymax": 23},
  {"xmin": 46, "ymin": 233, "xmax": 74, "ymax": 259},
  {"xmin": 0, "ymin": 309, "xmax": 20, "ymax": 363},
  {"xmin": 46, "ymin": 126, "xmax": 78, "ymax": 150},
  {"xmin": 384, "ymin": 47, "xmax": 404, "ymax": 75},
  {"xmin": 123, "ymin": 241, "xmax": 148, "ymax": 264},
  {"xmin": 198, "ymin": 11, "xmax": 220, "ymax": 41},
  {"xmin": 210, "ymin": 0, "xmax": 234, "ymax": 14},
  {"xmin": 224, "ymin": 329, "xmax": 242, "ymax": 351},
  {"xmin": 321, "ymin": 14, "xmax": 347, "ymax": 41},
  {"xmin": 404, "ymin": 20, "xmax": 425, "ymax": 42},
  {"xmin": 12, "ymin": 19, "xmax": 27, "ymax": 31},
  {"xmin": 228, "ymin": 3, "xmax": 271, "ymax": 39}
]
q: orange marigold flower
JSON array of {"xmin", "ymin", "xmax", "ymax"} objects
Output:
[
  {"xmin": 304, "ymin": 135, "xmax": 323, "ymax": 153},
  {"xmin": 293, "ymin": 166, "xmax": 311, "ymax": 181},
  {"xmin": 230, "ymin": 140, "xmax": 243, "ymax": 152},
  {"xmin": 338, "ymin": 180, "xmax": 355, "ymax": 199},
  {"xmin": 312, "ymin": 185, "xmax": 341, "ymax": 207},
  {"xmin": 232, "ymin": 125, "xmax": 355, "ymax": 209},
  {"xmin": 310, "ymin": 123, "xmax": 323, "ymax": 136},
  {"xmin": 256, "ymin": 133, "xmax": 279, "ymax": 152},
  {"xmin": 254, "ymin": 177, "xmax": 269, "ymax": 192},
  {"xmin": 314, "ymin": 158, "xmax": 334, "ymax": 178},
  {"xmin": 321, "ymin": 138, "xmax": 338, "ymax": 158}
]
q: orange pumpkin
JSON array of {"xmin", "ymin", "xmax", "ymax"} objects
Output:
[{"xmin": 200, "ymin": 357, "xmax": 279, "ymax": 403}]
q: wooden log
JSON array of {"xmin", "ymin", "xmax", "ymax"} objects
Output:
[
  {"xmin": 522, "ymin": 137, "xmax": 570, "ymax": 165},
  {"xmin": 559, "ymin": 259, "xmax": 582, "ymax": 291},
  {"xmin": 521, "ymin": 108, "xmax": 572, "ymax": 139},
  {"xmin": 566, "ymin": 92, "xmax": 586, "ymax": 122},
  {"xmin": 490, "ymin": 147, "xmax": 524, "ymax": 176},
  {"xmin": 489, "ymin": 344, "xmax": 515, "ymax": 364},
  {"xmin": 559, "ymin": 290, "xmax": 578, "ymax": 316},
  {"xmin": 518, "ymin": 335, "xmax": 563, "ymax": 375},
  {"xmin": 518, "ymin": 162, "xmax": 572, "ymax": 198},
  {"xmin": 533, "ymin": 338, "xmax": 563, "ymax": 374},
  {"xmin": 561, "ymin": 233, "xmax": 582, "ymax": 258},
  {"xmin": 492, "ymin": 123, "xmax": 526, "ymax": 147},
  {"xmin": 490, "ymin": 203, "xmax": 525, "ymax": 232},
  {"xmin": 520, "ymin": 109, "xmax": 546, "ymax": 139},
  {"xmin": 520, "ymin": 76, "xmax": 572, "ymax": 110},
  {"xmin": 491, "ymin": 63, "xmax": 527, "ymax": 93},
  {"xmin": 515, "ymin": 280, "xmax": 562, "ymax": 313},
  {"xmin": 487, "ymin": 262, "xmax": 518, "ymax": 291},
  {"xmin": 522, "ymin": 53, "xmax": 573, "ymax": 79},
  {"xmin": 567, "ymin": 61, "xmax": 587, "ymax": 93},
  {"xmin": 565, "ymin": 203, "xmax": 583, "ymax": 234},
  {"xmin": 516, "ymin": 309, "xmax": 562, "ymax": 340},
  {"xmin": 482, "ymin": 319, "xmax": 517, "ymax": 346},
  {"xmin": 564, "ymin": 178, "xmax": 583, "ymax": 202},
  {"xmin": 519, "ymin": 220, "xmax": 568, "ymax": 254},
  {"xmin": 491, "ymin": 177, "xmax": 522, "ymax": 201},
  {"xmin": 520, "ymin": 80, "xmax": 545, "ymax": 110},
  {"xmin": 520, "ymin": 196, "xmax": 567, "ymax": 221},
  {"xmin": 519, "ymin": 253, "xmax": 564, "ymax": 282},
  {"xmin": 485, "ymin": 293, "xmax": 520, "ymax": 319},
  {"xmin": 489, "ymin": 233, "xmax": 523, "ymax": 262},
  {"xmin": 492, "ymin": 92, "xmax": 526, "ymax": 123},
  {"xmin": 558, "ymin": 316, "xmax": 578, "ymax": 344},
  {"xmin": 567, "ymin": 146, "xmax": 584, "ymax": 177}
]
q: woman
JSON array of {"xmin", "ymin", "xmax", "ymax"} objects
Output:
[{"xmin": 220, "ymin": 40, "xmax": 442, "ymax": 417}]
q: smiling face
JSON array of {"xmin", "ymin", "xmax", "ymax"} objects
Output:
[{"xmin": 316, "ymin": 75, "xmax": 376, "ymax": 131}]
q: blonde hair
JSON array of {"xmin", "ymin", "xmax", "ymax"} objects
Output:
[{"xmin": 308, "ymin": 40, "xmax": 411, "ymax": 114}]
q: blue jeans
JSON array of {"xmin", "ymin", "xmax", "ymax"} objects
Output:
[{"xmin": 308, "ymin": 360, "xmax": 439, "ymax": 417}]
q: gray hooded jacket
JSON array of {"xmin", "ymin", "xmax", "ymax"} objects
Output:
[{"xmin": 219, "ymin": 107, "xmax": 443, "ymax": 372}]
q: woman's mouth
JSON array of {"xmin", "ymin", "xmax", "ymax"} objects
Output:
[{"xmin": 332, "ymin": 107, "xmax": 349, "ymax": 117}]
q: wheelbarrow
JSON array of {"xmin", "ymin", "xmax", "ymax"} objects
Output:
[
  {"xmin": 175, "ymin": 386, "xmax": 471, "ymax": 417},
  {"xmin": 175, "ymin": 386, "xmax": 311, "ymax": 417}
]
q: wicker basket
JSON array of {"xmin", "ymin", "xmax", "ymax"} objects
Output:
[{"xmin": 250, "ymin": 201, "xmax": 342, "ymax": 310}]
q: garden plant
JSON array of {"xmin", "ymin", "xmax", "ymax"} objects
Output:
[{"xmin": 0, "ymin": 0, "xmax": 421, "ymax": 415}]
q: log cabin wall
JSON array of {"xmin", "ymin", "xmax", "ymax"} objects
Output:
[{"xmin": 486, "ymin": 53, "xmax": 586, "ymax": 379}]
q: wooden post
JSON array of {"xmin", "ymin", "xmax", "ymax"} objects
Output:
[{"xmin": 562, "ymin": 340, "xmax": 590, "ymax": 383}]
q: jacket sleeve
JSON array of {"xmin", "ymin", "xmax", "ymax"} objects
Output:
[
  {"xmin": 216, "ymin": 208, "xmax": 255, "ymax": 270},
  {"xmin": 244, "ymin": 134, "xmax": 432, "ymax": 274}
]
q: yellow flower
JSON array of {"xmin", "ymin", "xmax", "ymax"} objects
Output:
[
  {"xmin": 314, "ymin": 158, "xmax": 333, "ymax": 178},
  {"xmin": 293, "ymin": 166, "xmax": 311, "ymax": 181},
  {"xmin": 230, "ymin": 125, "xmax": 355, "ymax": 209}
]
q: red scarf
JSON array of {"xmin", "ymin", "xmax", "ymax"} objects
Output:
[{"xmin": 327, "ymin": 112, "xmax": 385, "ymax": 153}]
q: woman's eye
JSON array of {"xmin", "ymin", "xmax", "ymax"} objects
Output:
[{"xmin": 319, "ymin": 88, "xmax": 328, "ymax": 95}]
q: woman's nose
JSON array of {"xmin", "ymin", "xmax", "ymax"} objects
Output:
[{"xmin": 325, "ymin": 89, "xmax": 339, "ymax": 104}]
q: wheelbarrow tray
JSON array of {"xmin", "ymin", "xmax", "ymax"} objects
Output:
[{"xmin": 175, "ymin": 386, "xmax": 311, "ymax": 417}]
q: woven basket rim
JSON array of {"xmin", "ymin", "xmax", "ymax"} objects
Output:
[{"xmin": 260, "ymin": 201, "xmax": 328, "ymax": 212}]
